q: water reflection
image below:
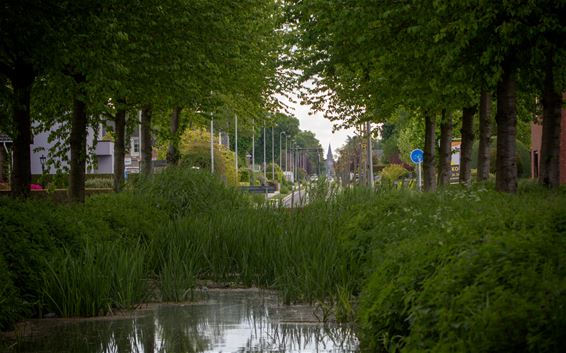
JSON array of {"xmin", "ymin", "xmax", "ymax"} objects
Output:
[{"xmin": 9, "ymin": 290, "xmax": 358, "ymax": 353}]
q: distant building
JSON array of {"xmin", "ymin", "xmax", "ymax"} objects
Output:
[
  {"xmin": 0, "ymin": 111, "xmax": 166, "ymax": 184},
  {"xmin": 326, "ymin": 144, "xmax": 335, "ymax": 179}
]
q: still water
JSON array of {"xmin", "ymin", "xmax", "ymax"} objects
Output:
[{"xmin": 8, "ymin": 289, "xmax": 358, "ymax": 353}]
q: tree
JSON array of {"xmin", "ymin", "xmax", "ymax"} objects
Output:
[{"xmin": 0, "ymin": 0, "xmax": 64, "ymax": 197}]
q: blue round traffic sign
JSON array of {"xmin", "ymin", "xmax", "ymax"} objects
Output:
[{"xmin": 410, "ymin": 149, "xmax": 424, "ymax": 164}]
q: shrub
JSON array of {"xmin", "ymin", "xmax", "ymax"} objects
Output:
[
  {"xmin": 0, "ymin": 255, "xmax": 22, "ymax": 331},
  {"xmin": 81, "ymin": 192, "xmax": 167, "ymax": 241},
  {"xmin": 239, "ymin": 168, "xmax": 251, "ymax": 183},
  {"xmin": 85, "ymin": 177, "xmax": 113, "ymax": 189},
  {"xmin": 266, "ymin": 163, "xmax": 283, "ymax": 182},
  {"xmin": 131, "ymin": 166, "xmax": 250, "ymax": 218},
  {"xmin": 178, "ymin": 128, "xmax": 238, "ymax": 186},
  {"xmin": 355, "ymin": 189, "xmax": 566, "ymax": 353},
  {"xmin": 380, "ymin": 164, "xmax": 409, "ymax": 183}
]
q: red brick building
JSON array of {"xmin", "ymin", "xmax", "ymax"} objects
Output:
[{"xmin": 531, "ymin": 94, "xmax": 566, "ymax": 184}]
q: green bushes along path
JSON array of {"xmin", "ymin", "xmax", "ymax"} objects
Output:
[{"xmin": 1, "ymin": 168, "xmax": 565, "ymax": 352}]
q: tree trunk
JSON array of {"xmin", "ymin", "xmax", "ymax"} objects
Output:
[
  {"xmin": 423, "ymin": 112, "xmax": 436, "ymax": 191},
  {"xmin": 437, "ymin": 109, "xmax": 452, "ymax": 186},
  {"xmin": 539, "ymin": 61, "xmax": 562, "ymax": 188},
  {"xmin": 68, "ymin": 76, "xmax": 88, "ymax": 202},
  {"xmin": 9, "ymin": 62, "xmax": 35, "ymax": 198},
  {"xmin": 477, "ymin": 90, "xmax": 492, "ymax": 182},
  {"xmin": 166, "ymin": 106, "xmax": 182, "ymax": 166},
  {"xmin": 459, "ymin": 106, "xmax": 477, "ymax": 186},
  {"xmin": 140, "ymin": 105, "xmax": 153, "ymax": 176},
  {"xmin": 495, "ymin": 61, "xmax": 518, "ymax": 193},
  {"xmin": 0, "ymin": 144, "xmax": 5, "ymax": 183},
  {"xmin": 113, "ymin": 107, "xmax": 126, "ymax": 192}
]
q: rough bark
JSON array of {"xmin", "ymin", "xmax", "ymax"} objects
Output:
[
  {"xmin": 167, "ymin": 106, "xmax": 182, "ymax": 166},
  {"xmin": 140, "ymin": 105, "xmax": 153, "ymax": 176},
  {"xmin": 437, "ymin": 109, "xmax": 453, "ymax": 186},
  {"xmin": 459, "ymin": 106, "xmax": 477, "ymax": 186},
  {"xmin": 113, "ymin": 107, "xmax": 126, "ymax": 192},
  {"xmin": 68, "ymin": 75, "xmax": 88, "ymax": 202},
  {"xmin": 495, "ymin": 62, "xmax": 518, "ymax": 193},
  {"xmin": 423, "ymin": 112, "xmax": 436, "ymax": 192},
  {"xmin": 9, "ymin": 62, "xmax": 35, "ymax": 198},
  {"xmin": 0, "ymin": 144, "xmax": 5, "ymax": 183},
  {"xmin": 539, "ymin": 62, "xmax": 562, "ymax": 188},
  {"xmin": 477, "ymin": 91, "xmax": 492, "ymax": 182}
]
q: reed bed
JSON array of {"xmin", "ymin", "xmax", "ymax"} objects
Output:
[{"xmin": 2, "ymin": 168, "xmax": 565, "ymax": 352}]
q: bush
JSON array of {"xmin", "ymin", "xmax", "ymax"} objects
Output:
[
  {"xmin": 85, "ymin": 177, "xmax": 113, "ymax": 189},
  {"xmin": 0, "ymin": 255, "xmax": 22, "ymax": 331},
  {"xmin": 380, "ymin": 164, "xmax": 409, "ymax": 183},
  {"xmin": 178, "ymin": 128, "xmax": 238, "ymax": 186},
  {"xmin": 239, "ymin": 168, "xmax": 251, "ymax": 183},
  {"xmin": 266, "ymin": 163, "xmax": 283, "ymax": 182},
  {"xmin": 354, "ymin": 189, "xmax": 566, "ymax": 353},
  {"xmin": 131, "ymin": 166, "xmax": 251, "ymax": 218}
]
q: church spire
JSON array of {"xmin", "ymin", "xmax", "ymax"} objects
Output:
[{"xmin": 326, "ymin": 144, "xmax": 335, "ymax": 178}]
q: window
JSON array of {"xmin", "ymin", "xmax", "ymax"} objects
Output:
[{"xmin": 131, "ymin": 137, "xmax": 140, "ymax": 156}]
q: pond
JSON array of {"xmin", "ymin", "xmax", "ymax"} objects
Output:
[{"xmin": 5, "ymin": 289, "xmax": 359, "ymax": 353}]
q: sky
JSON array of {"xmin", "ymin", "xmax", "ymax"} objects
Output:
[{"xmin": 277, "ymin": 93, "xmax": 357, "ymax": 159}]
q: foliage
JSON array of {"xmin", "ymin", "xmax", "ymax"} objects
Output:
[
  {"xmin": 178, "ymin": 128, "xmax": 238, "ymax": 186},
  {"xmin": 266, "ymin": 163, "xmax": 283, "ymax": 182},
  {"xmin": 239, "ymin": 168, "xmax": 251, "ymax": 183},
  {"xmin": 353, "ymin": 188, "xmax": 566, "ymax": 352},
  {"xmin": 0, "ymin": 255, "xmax": 21, "ymax": 331},
  {"xmin": 471, "ymin": 138, "xmax": 531, "ymax": 179},
  {"xmin": 131, "ymin": 166, "xmax": 250, "ymax": 218},
  {"xmin": 43, "ymin": 240, "xmax": 147, "ymax": 316},
  {"xmin": 84, "ymin": 177, "xmax": 113, "ymax": 189},
  {"xmin": 0, "ymin": 198, "xmax": 82, "ymax": 317},
  {"xmin": 380, "ymin": 164, "xmax": 409, "ymax": 183},
  {"xmin": 1, "ymin": 174, "xmax": 565, "ymax": 353}
]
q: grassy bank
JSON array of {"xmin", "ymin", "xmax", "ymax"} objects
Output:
[{"xmin": 1, "ymin": 169, "xmax": 565, "ymax": 352}]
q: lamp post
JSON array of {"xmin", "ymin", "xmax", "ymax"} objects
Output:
[
  {"xmin": 210, "ymin": 116, "xmax": 214, "ymax": 173},
  {"xmin": 285, "ymin": 134, "xmax": 288, "ymax": 171},
  {"xmin": 252, "ymin": 119, "xmax": 255, "ymax": 177},
  {"xmin": 246, "ymin": 153, "xmax": 252, "ymax": 183},
  {"xmin": 234, "ymin": 114, "xmax": 238, "ymax": 178},
  {"xmin": 271, "ymin": 125, "xmax": 275, "ymax": 182},
  {"xmin": 279, "ymin": 131, "xmax": 285, "ymax": 172},
  {"xmin": 263, "ymin": 124, "xmax": 266, "ymax": 181}
]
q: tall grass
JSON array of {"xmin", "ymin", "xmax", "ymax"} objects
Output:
[
  {"xmin": 42, "ymin": 241, "xmax": 147, "ymax": 317},
  {"xmin": 4, "ymin": 168, "xmax": 565, "ymax": 353}
]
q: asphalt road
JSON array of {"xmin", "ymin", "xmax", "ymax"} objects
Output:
[{"xmin": 281, "ymin": 188, "xmax": 308, "ymax": 208}]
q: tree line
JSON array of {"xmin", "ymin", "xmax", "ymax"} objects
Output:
[
  {"xmin": 1, "ymin": 0, "xmax": 286, "ymax": 201},
  {"xmin": 287, "ymin": 0, "xmax": 566, "ymax": 192}
]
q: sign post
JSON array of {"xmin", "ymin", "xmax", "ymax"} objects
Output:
[{"xmin": 410, "ymin": 149, "xmax": 424, "ymax": 191}]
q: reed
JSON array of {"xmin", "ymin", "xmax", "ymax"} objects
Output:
[{"xmin": 42, "ymin": 240, "xmax": 148, "ymax": 317}]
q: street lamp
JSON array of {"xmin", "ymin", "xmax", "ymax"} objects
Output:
[
  {"xmin": 271, "ymin": 125, "xmax": 275, "ymax": 182},
  {"xmin": 285, "ymin": 134, "xmax": 288, "ymax": 171},
  {"xmin": 279, "ymin": 131, "xmax": 285, "ymax": 172},
  {"xmin": 246, "ymin": 153, "xmax": 252, "ymax": 183}
]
